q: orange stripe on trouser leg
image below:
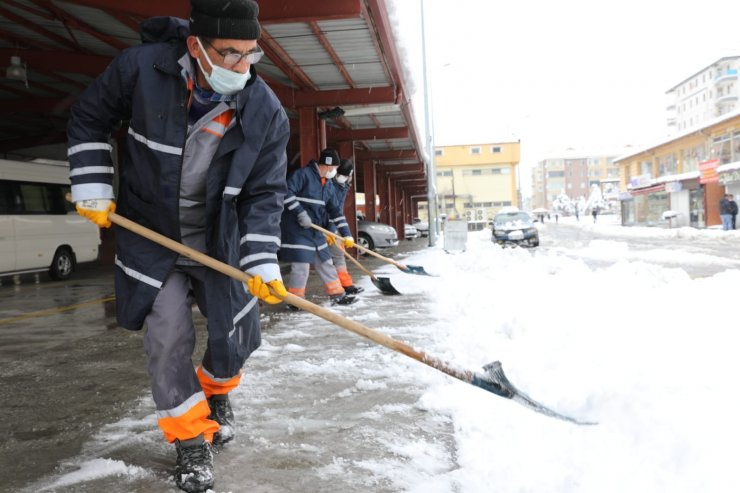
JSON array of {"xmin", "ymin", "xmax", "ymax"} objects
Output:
[
  {"xmin": 337, "ymin": 269, "xmax": 353, "ymax": 287},
  {"xmin": 158, "ymin": 399, "xmax": 220, "ymax": 444},
  {"xmin": 197, "ymin": 366, "xmax": 242, "ymax": 398},
  {"xmin": 325, "ymin": 279, "xmax": 344, "ymax": 295},
  {"xmin": 288, "ymin": 287, "xmax": 305, "ymax": 297}
]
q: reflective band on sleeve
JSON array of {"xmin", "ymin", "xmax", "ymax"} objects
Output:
[
  {"xmin": 69, "ymin": 166, "xmax": 114, "ymax": 177},
  {"xmin": 223, "ymin": 187, "xmax": 242, "ymax": 196},
  {"xmin": 114, "ymin": 257, "xmax": 163, "ymax": 289},
  {"xmin": 231, "ymin": 297, "xmax": 258, "ymax": 332},
  {"xmin": 281, "ymin": 243, "xmax": 318, "ymax": 251},
  {"xmin": 335, "ymin": 222, "xmax": 349, "ymax": 229},
  {"xmin": 128, "ymin": 127, "xmax": 183, "ymax": 155},
  {"xmin": 67, "ymin": 142, "xmax": 113, "ymax": 156},
  {"xmin": 287, "ymin": 202, "xmax": 300, "ymax": 210},
  {"xmin": 155, "ymin": 391, "xmax": 206, "ymax": 419},
  {"xmin": 283, "ymin": 196, "xmax": 297, "ymax": 204},
  {"xmin": 239, "ymin": 252, "xmax": 277, "ymax": 267},
  {"xmin": 297, "ymin": 197, "xmax": 326, "ymax": 206},
  {"xmin": 240, "ymin": 233, "xmax": 281, "ymax": 246}
]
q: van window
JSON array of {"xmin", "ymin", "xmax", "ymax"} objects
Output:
[
  {"xmin": 0, "ymin": 181, "xmax": 13, "ymax": 214},
  {"xmin": 17, "ymin": 182, "xmax": 67, "ymax": 214}
]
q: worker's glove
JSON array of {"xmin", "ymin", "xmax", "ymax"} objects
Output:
[
  {"xmin": 246, "ymin": 275, "xmax": 288, "ymax": 304},
  {"xmin": 296, "ymin": 211, "xmax": 313, "ymax": 229},
  {"xmin": 76, "ymin": 199, "xmax": 116, "ymax": 228},
  {"xmin": 343, "ymin": 236, "xmax": 355, "ymax": 249},
  {"xmin": 325, "ymin": 234, "xmax": 336, "ymax": 246}
]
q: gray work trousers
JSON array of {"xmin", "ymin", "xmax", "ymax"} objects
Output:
[
  {"xmin": 143, "ymin": 266, "xmax": 209, "ymax": 413},
  {"xmin": 289, "ymin": 254, "xmax": 342, "ymax": 295}
]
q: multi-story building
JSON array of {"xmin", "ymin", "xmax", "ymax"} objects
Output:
[
  {"xmin": 614, "ymin": 109, "xmax": 740, "ymax": 228},
  {"xmin": 666, "ymin": 56, "xmax": 739, "ymax": 133},
  {"xmin": 430, "ymin": 141, "xmax": 520, "ymax": 229},
  {"xmin": 531, "ymin": 152, "xmax": 620, "ymax": 210}
]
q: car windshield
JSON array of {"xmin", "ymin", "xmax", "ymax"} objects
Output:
[{"xmin": 494, "ymin": 212, "xmax": 532, "ymax": 228}]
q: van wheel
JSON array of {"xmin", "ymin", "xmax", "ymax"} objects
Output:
[
  {"xmin": 357, "ymin": 233, "xmax": 374, "ymax": 254},
  {"xmin": 50, "ymin": 247, "xmax": 74, "ymax": 280}
]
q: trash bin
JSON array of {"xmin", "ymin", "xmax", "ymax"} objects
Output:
[{"xmin": 444, "ymin": 220, "xmax": 468, "ymax": 253}]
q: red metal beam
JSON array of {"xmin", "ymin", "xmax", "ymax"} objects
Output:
[
  {"xmin": 64, "ymin": 0, "xmax": 362, "ymax": 23},
  {"xmin": 32, "ymin": 0, "xmax": 130, "ymax": 51},
  {"xmin": 377, "ymin": 163, "xmax": 423, "ymax": 173},
  {"xmin": 108, "ymin": 10, "xmax": 141, "ymax": 33},
  {"xmin": 357, "ymin": 149, "xmax": 417, "ymax": 160},
  {"xmin": 0, "ymin": 5, "xmax": 80, "ymax": 52},
  {"xmin": 309, "ymin": 21, "xmax": 354, "ymax": 88},
  {"xmin": 286, "ymin": 86, "xmax": 396, "ymax": 108},
  {"xmin": 328, "ymin": 126, "xmax": 408, "ymax": 142},
  {"xmin": 260, "ymin": 30, "xmax": 316, "ymax": 90}
]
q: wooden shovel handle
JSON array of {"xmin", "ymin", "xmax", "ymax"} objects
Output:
[
  {"xmin": 106, "ymin": 212, "xmax": 465, "ymax": 379},
  {"xmin": 340, "ymin": 246, "xmax": 376, "ymax": 280},
  {"xmin": 310, "ymin": 223, "xmax": 407, "ymax": 270}
]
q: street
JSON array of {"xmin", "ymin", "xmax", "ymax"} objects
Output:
[{"xmin": 3, "ymin": 220, "xmax": 740, "ymax": 492}]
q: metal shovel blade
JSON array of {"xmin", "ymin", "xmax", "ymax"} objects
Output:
[
  {"xmin": 371, "ymin": 276, "xmax": 401, "ymax": 295},
  {"xmin": 400, "ymin": 264, "xmax": 435, "ymax": 276}
]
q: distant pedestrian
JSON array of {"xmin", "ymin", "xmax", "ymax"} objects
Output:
[
  {"xmin": 555, "ymin": 212, "xmax": 559, "ymax": 223},
  {"xmin": 592, "ymin": 207, "xmax": 599, "ymax": 223},
  {"xmin": 720, "ymin": 194, "xmax": 733, "ymax": 230},
  {"xmin": 729, "ymin": 194, "xmax": 738, "ymax": 230},
  {"xmin": 574, "ymin": 206, "xmax": 580, "ymax": 221}
]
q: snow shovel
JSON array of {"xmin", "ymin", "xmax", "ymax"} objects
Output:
[
  {"xmin": 310, "ymin": 224, "xmax": 435, "ymax": 277},
  {"xmin": 340, "ymin": 247, "xmax": 400, "ymax": 295},
  {"xmin": 107, "ymin": 211, "xmax": 594, "ymax": 425}
]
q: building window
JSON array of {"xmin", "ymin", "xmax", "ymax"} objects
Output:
[
  {"xmin": 435, "ymin": 149, "xmax": 443, "ymax": 156},
  {"xmin": 436, "ymin": 170, "xmax": 452, "ymax": 177},
  {"xmin": 491, "ymin": 146, "xmax": 502, "ymax": 153},
  {"xmin": 470, "ymin": 146, "xmax": 481, "ymax": 155}
]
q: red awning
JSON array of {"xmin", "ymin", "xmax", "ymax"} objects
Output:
[{"xmin": 630, "ymin": 184, "xmax": 666, "ymax": 196}]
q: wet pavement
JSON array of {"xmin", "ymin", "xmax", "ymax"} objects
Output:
[{"xmin": 0, "ymin": 237, "xmax": 444, "ymax": 492}]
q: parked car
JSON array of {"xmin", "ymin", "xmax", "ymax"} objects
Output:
[
  {"xmin": 404, "ymin": 223, "xmax": 419, "ymax": 240},
  {"xmin": 491, "ymin": 207, "xmax": 539, "ymax": 247},
  {"xmin": 358, "ymin": 219, "xmax": 399, "ymax": 251},
  {"xmin": 412, "ymin": 218, "xmax": 429, "ymax": 237}
]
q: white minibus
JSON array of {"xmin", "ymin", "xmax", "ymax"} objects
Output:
[{"xmin": 0, "ymin": 159, "xmax": 100, "ymax": 280}]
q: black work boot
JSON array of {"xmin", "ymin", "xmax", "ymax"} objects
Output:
[
  {"xmin": 343, "ymin": 285, "xmax": 364, "ymax": 295},
  {"xmin": 174, "ymin": 435, "xmax": 214, "ymax": 493},
  {"xmin": 208, "ymin": 394, "xmax": 235, "ymax": 446},
  {"xmin": 330, "ymin": 292, "xmax": 358, "ymax": 305}
]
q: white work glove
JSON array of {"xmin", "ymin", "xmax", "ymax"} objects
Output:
[
  {"xmin": 75, "ymin": 199, "xmax": 116, "ymax": 228},
  {"xmin": 296, "ymin": 210, "xmax": 313, "ymax": 229}
]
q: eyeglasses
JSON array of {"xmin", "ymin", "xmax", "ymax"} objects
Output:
[{"xmin": 201, "ymin": 38, "xmax": 264, "ymax": 66}]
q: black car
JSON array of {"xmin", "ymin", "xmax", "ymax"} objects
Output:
[{"xmin": 491, "ymin": 208, "xmax": 539, "ymax": 247}]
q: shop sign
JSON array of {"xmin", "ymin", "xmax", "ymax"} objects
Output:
[
  {"xmin": 664, "ymin": 181, "xmax": 682, "ymax": 193},
  {"xmin": 719, "ymin": 169, "xmax": 740, "ymax": 185},
  {"xmin": 629, "ymin": 173, "xmax": 652, "ymax": 188},
  {"xmin": 699, "ymin": 159, "xmax": 720, "ymax": 184}
]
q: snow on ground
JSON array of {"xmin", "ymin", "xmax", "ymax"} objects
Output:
[{"xmin": 28, "ymin": 220, "xmax": 740, "ymax": 492}]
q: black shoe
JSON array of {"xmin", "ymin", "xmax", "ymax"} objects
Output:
[
  {"xmin": 330, "ymin": 293, "xmax": 358, "ymax": 305},
  {"xmin": 208, "ymin": 395, "xmax": 235, "ymax": 447},
  {"xmin": 343, "ymin": 285, "xmax": 364, "ymax": 295},
  {"xmin": 174, "ymin": 436, "xmax": 214, "ymax": 493}
]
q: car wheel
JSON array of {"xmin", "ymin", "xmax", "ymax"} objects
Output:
[
  {"xmin": 358, "ymin": 233, "xmax": 374, "ymax": 254},
  {"xmin": 50, "ymin": 247, "xmax": 74, "ymax": 280}
]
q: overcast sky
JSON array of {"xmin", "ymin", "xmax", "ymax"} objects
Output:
[{"xmin": 388, "ymin": 0, "xmax": 740, "ymax": 194}]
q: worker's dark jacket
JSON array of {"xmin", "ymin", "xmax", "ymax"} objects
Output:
[{"xmin": 66, "ymin": 17, "xmax": 289, "ymax": 376}]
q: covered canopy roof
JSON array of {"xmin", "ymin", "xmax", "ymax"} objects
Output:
[{"xmin": 0, "ymin": 0, "xmax": 426, "ymax": 178}]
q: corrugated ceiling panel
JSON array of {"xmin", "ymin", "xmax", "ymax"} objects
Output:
[
  {"xmin": 318, "ymin": 19, "xmax": 389, "ymax": 87},
  {"xmin": 374, "ymin": 114, "xmax": 405, "ymax": 127},
  {"xmin": 0, "ymin": 17, "xmax": 69, "ymax": 51},
  {"xmin": 56, "ymin": 3, "xmax": 139, "ymax": 46}
]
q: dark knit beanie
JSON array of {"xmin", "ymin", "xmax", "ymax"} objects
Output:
[
  {"xmin": 338, "ymin": 159, "xmax": 354, "ymax": 177},
  {"xmin": 190, "ymin": 0, "xmax": 261, "ymax": 40},
  {"xmin": 318, "ymin": 148, "xmax": 340, "ymax": 166}
]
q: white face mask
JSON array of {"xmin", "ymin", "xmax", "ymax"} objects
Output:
[
  {"xmin": 196, "ymin": 38, "xmax": 251, "ymax": 95},
  {"xmin": 336, "ymin": 175, "xmax": 349, "ymax": 184},
  {"xmin": 324, "ymin": 168, "xmax": 338, "ymax": 179}
]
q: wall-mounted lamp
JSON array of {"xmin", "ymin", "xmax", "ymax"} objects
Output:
[{"xmin": 6, "ymin": 56, "xmax": 28, "ymax": 88}]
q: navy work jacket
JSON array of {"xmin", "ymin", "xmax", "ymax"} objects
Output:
[{"xmin": 66, "ymin": 18, "xmax": 289, "ymax": 375}]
